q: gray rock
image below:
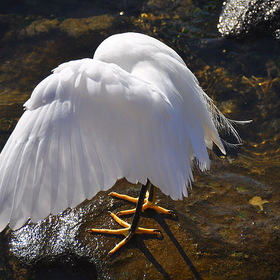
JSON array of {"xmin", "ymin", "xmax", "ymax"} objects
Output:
[{"xmin": 218, "ymin": 0, "xmax": 280, "ymax": 39}]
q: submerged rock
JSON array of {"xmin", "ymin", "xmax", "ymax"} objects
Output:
[{"xmin": 218, "ymin": 0, "xmax": 280, "ymax": 39}]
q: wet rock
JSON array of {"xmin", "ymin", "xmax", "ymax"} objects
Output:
[
  {"xmin": 218, "ymin": 0, "xmax": 280, "ymax": 39},
  {"xmin": 3, "ymin": 171, "xmax": 279, "ymax": 280}
]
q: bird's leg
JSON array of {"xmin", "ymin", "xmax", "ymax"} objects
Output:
[
  {"xmin": 144, "ymin": 184, "xmax": 176, "ymax": 217},
  {"xmin": 110, "ymin": 183, "xmax": 176, "ymax": 218},
  {"xmin": 88, "ymin": 181, "xmax": 161, "ymax": 256}
]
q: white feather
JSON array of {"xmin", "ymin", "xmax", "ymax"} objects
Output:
[{"xmin": 0, "ymin": 32, "xmax": 240, "ymax": 231}]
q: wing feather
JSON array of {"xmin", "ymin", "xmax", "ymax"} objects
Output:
[
  {"xmin": 0, "ymin": 58, "xmax": 178, "ymax": 230},
  {"xmin": 1, "ymin": 55, "xmax": 223, "ymax": 229}
]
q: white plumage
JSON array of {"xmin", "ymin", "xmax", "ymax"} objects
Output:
[{"xmin": 0, "ymin": 32, "xmax": 239, "ymax": 231}]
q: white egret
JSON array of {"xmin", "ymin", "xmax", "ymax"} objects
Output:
[{"xmin": 0, "ymin": 32, "xmax": 241, "ymax": 255}]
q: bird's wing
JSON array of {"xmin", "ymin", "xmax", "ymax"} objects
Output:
[{"xmin": 0, "ymin": 58, "xmax": 190, "ymax": 231}]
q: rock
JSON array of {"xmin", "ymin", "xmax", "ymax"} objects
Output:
[
  {"xmin": 218, "ymin": 0, "xmax": 280, "ymax": 39},
  {"xmin": 1, "ymin": 171, "xmax": 279, "ymax": 280}
]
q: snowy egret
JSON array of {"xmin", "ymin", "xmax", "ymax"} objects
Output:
[{"xmin": 0, "ymin": 32, "xmax": 241, "ymax": 255}]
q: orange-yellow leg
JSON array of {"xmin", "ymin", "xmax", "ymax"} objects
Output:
[
  {"xmin": 88, "ymin": 181, "xmax": 162, "ymax": 256},
  {"xmin": 109, "ymin": 185, "xmax": 176, "ymax": 218},
  {"xmin": 88, "ymin": 212, "xmax": 161, "ymax": 256}
]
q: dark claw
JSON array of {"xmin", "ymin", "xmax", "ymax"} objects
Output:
[
  {"xmin": 154, "ymin": 229, "xmax": 163, "ymax": 238},
  {"xmin": 168, "ymin": 210, "xmax": 178, "ymax": 219}
]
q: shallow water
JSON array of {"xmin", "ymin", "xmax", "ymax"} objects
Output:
[{"xmin": 0, "ymin": 0, "xmax": 279, "ymax": 279}]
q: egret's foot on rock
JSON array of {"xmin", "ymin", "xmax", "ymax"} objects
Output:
[
  {"xmin": 88, "ymin": 212, "xmax": 162, "ymax": 256},
  {"xmin": 109, "ymin": 191, "xmax": 176, "ymax": 218}
]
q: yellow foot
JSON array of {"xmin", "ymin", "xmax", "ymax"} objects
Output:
[
  {"xmin": 88, "ymin": 212, "xmax": 161, "ymax": 256},
  {"xmin": 109, "ymin": 191, "xmax": 176, "ymax": 218}
]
